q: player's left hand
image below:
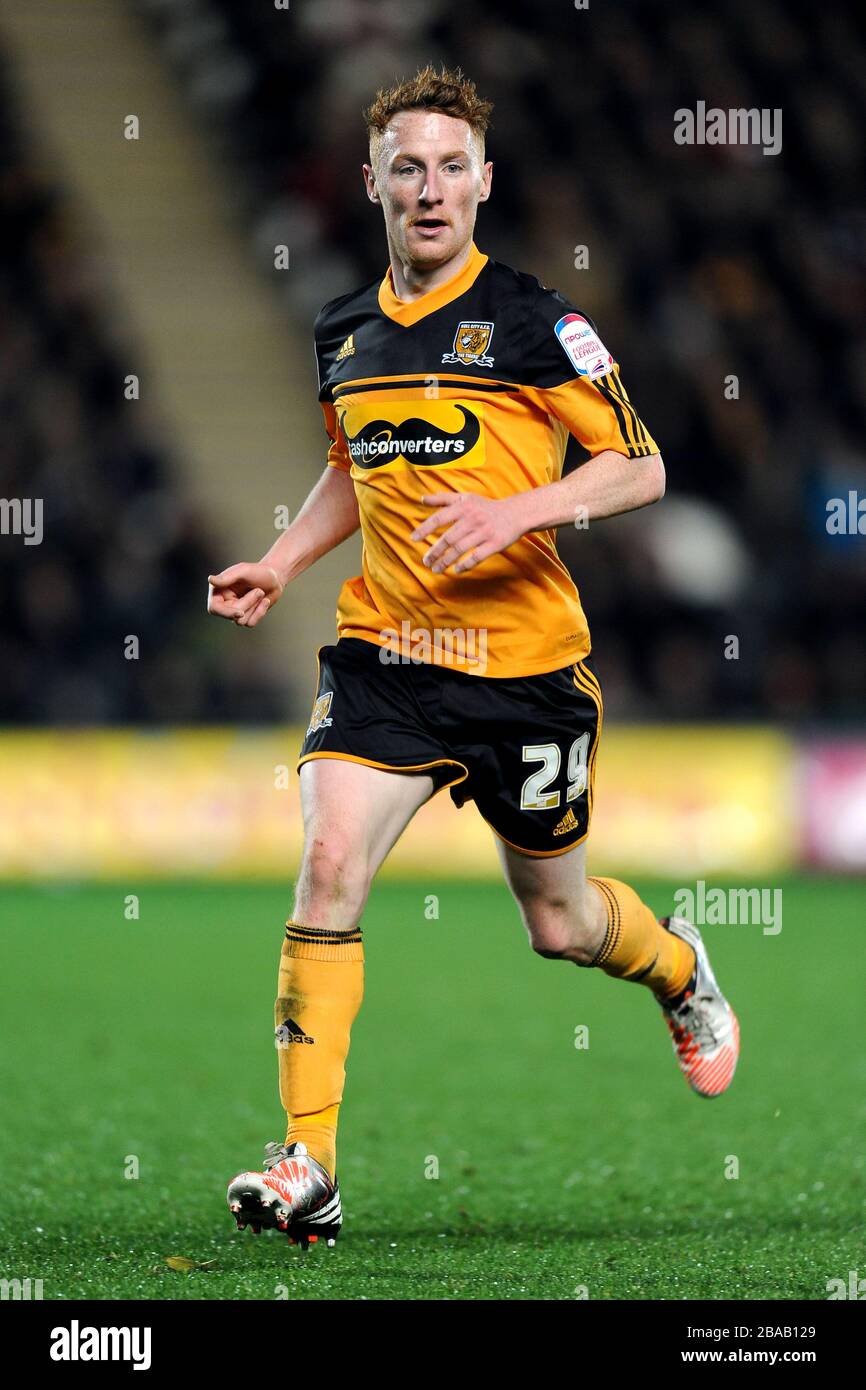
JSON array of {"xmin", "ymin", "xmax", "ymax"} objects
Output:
[{"xmin": 411, "ymin": 492, "xmax": 526, "ymax": 574}]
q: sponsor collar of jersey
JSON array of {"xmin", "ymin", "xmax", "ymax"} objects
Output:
[{"xmin": 377, "ymin": 240, "xmax": 489, "ymax": 327}]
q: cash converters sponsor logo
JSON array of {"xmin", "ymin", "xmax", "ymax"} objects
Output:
[{"xmin": 339, "ymin": 403, "xmax": 482, "ymax": 470}]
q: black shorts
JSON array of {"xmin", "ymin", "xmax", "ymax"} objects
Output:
[{"xmin": 297, "ymin": 638, "xmax": 603, "ymax": 856}]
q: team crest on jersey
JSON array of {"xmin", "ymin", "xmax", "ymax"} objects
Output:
[
  {"xmin": 554, "ymin": 313, "xmax": 613, "ymax": 380},
  {"xmin": 307, "ymin": 691, "xmax": 334, "ymax": 735},
  {"xmin": 442, "ymin": 320, "xmax": 495, "ymax": 367}
]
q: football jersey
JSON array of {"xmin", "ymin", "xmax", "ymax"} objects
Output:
[{"xmin": 314, "ymin": 240, "xmax": 658, "ymax": 678}]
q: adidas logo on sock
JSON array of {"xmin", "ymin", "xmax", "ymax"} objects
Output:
[
  {"xmin": 553, "ymin": 806, "xmax": 579, "ymax": 836},
  {"xmin": 274, "ymin": 1019, "xmax": 315, "ymax": 1047}
]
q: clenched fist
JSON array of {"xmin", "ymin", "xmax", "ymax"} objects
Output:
[{"xmin": 206, "ymin": 563, "xmax": 284, "ymax": 627}]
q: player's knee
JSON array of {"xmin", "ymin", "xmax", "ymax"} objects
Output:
[
  {"xmin": 520, "ymin": 891, "xmax": 599, "ymax": 964},
  {"xmin": 297, "ymin": 838, "xmax": 371, "ymax": 924},
  {"xmin": 531, "ymin": 933, "xmax": 597, "ymax": 964},
  {"xmin": 520, "ymin": 891, "xmax": 571, "ymax": 955}
]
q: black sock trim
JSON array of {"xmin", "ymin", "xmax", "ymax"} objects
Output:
[
  {"xmin": 285, "ymin": 922, "xmax": 363, "ymax": 944},
  {"xmin": 628, "ymin": 952, "xmax": 660, "ymax": 983},
  {"xmin": 587, "ymin": 877, "xmax": 621, "ymax": 967}
]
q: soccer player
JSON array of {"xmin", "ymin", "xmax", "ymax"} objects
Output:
[{"xmin": 208, "ymin": 66, "xmax": 739, "ymax": 1249}]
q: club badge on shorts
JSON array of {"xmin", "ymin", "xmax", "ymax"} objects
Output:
[
  {"xmin": 307, "ymin": 691, "xmax": 334, "ymax": 735},
  {"xmin": 442, "ymin": 320, "xmax": 495, "ymax": 367}
]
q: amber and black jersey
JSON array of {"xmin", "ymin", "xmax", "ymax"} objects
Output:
[{"xmin": 314, "ymin": 241, "xmax": 658, "ymax": 679}]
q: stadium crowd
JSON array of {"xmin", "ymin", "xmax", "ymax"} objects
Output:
[
  {"xmin": 0, "ymin": 45, "xmax": 286, "ymax": 722},
  {"xmin": 137, "ymin": 0, "xmax": 866, "ymax": 720},
  {"xmin": 4, "ymin": 0, "xmax": 864, "ymax": 721}
]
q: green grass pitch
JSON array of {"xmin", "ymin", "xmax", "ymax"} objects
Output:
[{"xmin": 1, "ymin": 877, "xmax": 863, "ymax": 1300}]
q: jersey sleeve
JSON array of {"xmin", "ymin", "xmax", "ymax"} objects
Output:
[
  {"xmin": 320, "ymin": 401, "xmax": 351, "ymax": 471},
  {"xmin": 523, "ymin": 286, "xmax": 659, "ymax": 459},
  {"xmin": 313, "ymin": 305, "xmax": 352, "ymax": 471}
]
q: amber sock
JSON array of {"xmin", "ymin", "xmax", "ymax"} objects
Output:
[
  {"xmin": 586, "ymin": 877, "xmax": 696, "ymax": 999},
  {"xmin": 274, "ymin": 921, "xmax": 364, "ymax": 1181}
]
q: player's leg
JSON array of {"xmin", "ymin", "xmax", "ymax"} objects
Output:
[
  {"xmin": 497, "ymin": 836, "xmax": 693, "ymax": 988},
  {"xmin": 498, "ymin": 837, "xmax": 739, "ymax": 1096},
  {"xmin": 459, "ymin": 651, "xmax": 738, "ymax": 1098},
  {"xmin": 495, "ymin": 837, "xmax": 606, "ymax": 960},
  {"xmin": 276, "ymin": 757, "xmax": 435, "ymax": 1178},
  {"xmin": 458, "ymin": 653, "xmax": 693, "ymax": 989},
  {"xmin": 292, "ymin": 757, "xmax": 435, "ymax": 930},
  {"xmin": 228, "ymin": 756, "xmax": 435, "ymax": 1243},
  {"xmin": 254, "ymin": 635, "xmax": 467, "ymax": 1236}
]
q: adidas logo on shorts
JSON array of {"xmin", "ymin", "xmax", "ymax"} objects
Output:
[{"xmin": 553, "ymin": 806, "xmax": 579, "ymax": 836}]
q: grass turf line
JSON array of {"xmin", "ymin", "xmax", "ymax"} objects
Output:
[{"xmin": 0, "ymin": 878, "xmax": 863, "ymax": 1300}]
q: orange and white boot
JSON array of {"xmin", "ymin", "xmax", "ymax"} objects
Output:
[
  {"xmin": 657, "ymin": 917, "xmax": 740, "ymax": 1098},
  {"xmin": 227, "ymin": 1141, "xmax": 341, "ymax": 1250}
]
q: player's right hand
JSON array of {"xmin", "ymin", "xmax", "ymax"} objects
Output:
[{"xmin": 206, "ymin": 563, "xmax": 285, "ymax": 627}]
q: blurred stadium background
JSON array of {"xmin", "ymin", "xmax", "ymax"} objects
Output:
[
  {"xmin": 2, "ymin": 0, "xmax": 865, "ymax": 1306},
  {"xmin": 1, "ymin": 0, "xmax": 864, "ymax": 880}
]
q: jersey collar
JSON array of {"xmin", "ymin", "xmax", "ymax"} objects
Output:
[{"xmin": 378, "ymin": 241, "xmax": 488, "ymax": 327}]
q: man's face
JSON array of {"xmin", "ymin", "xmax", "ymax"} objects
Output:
[{"xmin": 364, "ymin": 110, "xmax": 492, "ymax": 270}]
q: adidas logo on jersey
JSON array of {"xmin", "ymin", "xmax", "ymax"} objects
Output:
[
  {"xmin": 553, "ymin": 806, "xmax": 579, "ymax": 836},
  {"xmin": 335, "ymin": 334, "xmax": 355, "ymax": 361},
  {"xmin": 275, "ymin": 1019, "xmax": 315, "ymax": 1046}
]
